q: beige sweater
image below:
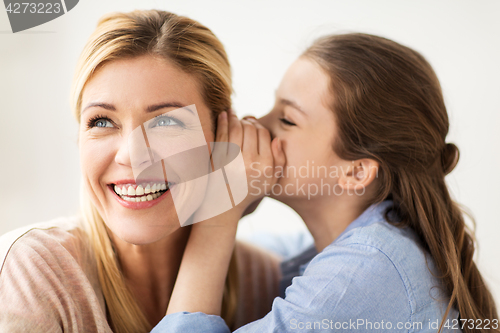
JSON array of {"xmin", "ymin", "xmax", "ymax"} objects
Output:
[{"xmin": 0, "ymin": 217, "xmax": 281, "ymax": 332}]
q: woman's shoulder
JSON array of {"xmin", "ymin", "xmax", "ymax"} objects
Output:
[
  {"xmin": 0, "ymin": 216, "xmax": 90, "ymax": 273},
  {"xmin": 0, "ymin": 216, "xmax": 110, "ymax": 332}
]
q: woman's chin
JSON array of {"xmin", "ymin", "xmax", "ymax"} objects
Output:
[{"xmin": 106, "ymin": 215, "xmax": 182, "ymax": 245}]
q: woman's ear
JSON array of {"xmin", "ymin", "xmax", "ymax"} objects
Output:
[{"xmin": 338, "ymin": 158, "xmax": 379, "ymax": 191}]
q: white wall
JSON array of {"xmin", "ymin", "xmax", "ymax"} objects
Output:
[{"xmin": 1, "ymin": 0, "xmax": 499, "ymax": 305}]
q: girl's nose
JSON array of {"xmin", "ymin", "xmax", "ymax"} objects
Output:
[{"xmin": 257, "ymin": 113, "xmax": 275, "ymax": 140}]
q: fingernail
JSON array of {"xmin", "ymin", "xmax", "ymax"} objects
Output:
[
  {"xmin": 277, "ymin": 138, "xmax": 281, "ymax": 150},
  {"xmin": 220, "ymin": 111, "xmax": 227, "ymax": 119}
]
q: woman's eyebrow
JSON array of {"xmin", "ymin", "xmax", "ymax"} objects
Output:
[
  {"xmin": 146, "ymin": 102, "xmax": 187, "ymax": 113},
  {"xmin": 82, "ymin": 102, "xmax": 116, "ymax": 113},
  {"xmin": 82, "ymin": 102, "xmax": 192, "ymax": 114}
]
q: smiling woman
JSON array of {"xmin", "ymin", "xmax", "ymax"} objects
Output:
[{"xmin": 0, "ymin": 9, "xmax": 280, "ymax": 333}]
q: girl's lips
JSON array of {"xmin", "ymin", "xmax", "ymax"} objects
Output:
[{"xmin": 108, "ymin": 184, "xmax": 170, "ymax": 210}]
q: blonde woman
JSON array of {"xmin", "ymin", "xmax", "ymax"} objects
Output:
[{"xmin": 0, "ymin": 10, "xmax": 281, "ymax": 333}]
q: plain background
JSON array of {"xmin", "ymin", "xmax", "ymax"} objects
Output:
[{"xmin": 1, "ymin": 0, "xmax": 499, "ymax": 306}]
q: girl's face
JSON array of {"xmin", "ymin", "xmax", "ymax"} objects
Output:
[
  {"xmin": 259, "ymin": 57, "xmax": 349, "ymax": 204},
  {"xmin": 79, "ymin": 55, "xmax": 214, "ymax": 245}
]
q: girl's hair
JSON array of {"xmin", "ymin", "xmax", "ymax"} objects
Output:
[
  {"xmin": 304, "ymin": 33, "xmax": 498, "ymax": 333},
  {"xmin": 71, "ymin": 10, "xmax": 237, "ymax": 333}
]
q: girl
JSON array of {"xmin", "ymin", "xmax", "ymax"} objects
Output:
[{"xmin": 152, "ymin": 33, "xmax": 499, "ymax": 332}]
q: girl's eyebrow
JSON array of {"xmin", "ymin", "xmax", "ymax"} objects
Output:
[{"xmin": 279, "ymin": 98, "xmax": 308, "ymax": 116}]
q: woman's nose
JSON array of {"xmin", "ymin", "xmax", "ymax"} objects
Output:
[
  {"xmin": 115, "ymin": 127, "xmax": 155, "ymax": 170},
  {"xmin": 114, "ymin": 135, "xmax": 132, "ymax": 167},
  {"xmin": 125, "ymin": 127, "xmax": 158, "ymax": 169}
]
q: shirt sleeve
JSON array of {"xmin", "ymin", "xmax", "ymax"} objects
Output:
[
  {"xmin": 151, "ymin": 243, "xmax": 413, "ymax": 333},
  {"xmin": 151, "ymin": 312, "xmax": 231, "ymax": 333}
]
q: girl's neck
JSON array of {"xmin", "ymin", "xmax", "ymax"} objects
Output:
[
  {"xmin": 110, "ymin": 226, "xmax": 191, "ymax": 327},
  {"xmin": 289, "ymin": 196, "xmax": 369, "ymax": 252}
]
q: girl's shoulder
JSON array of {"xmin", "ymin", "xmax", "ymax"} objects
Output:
[
  {"xmin": 305, "ymin": 220, "xmax": 459, "ymax": 327},
  {"xmin": 332, "ymin": 219, "xmax": 438, "ymax": 294}
]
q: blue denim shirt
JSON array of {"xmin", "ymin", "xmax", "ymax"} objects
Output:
[{"xmin": 151, "ymin": 200, "xmax": 460, "ymax": 332}]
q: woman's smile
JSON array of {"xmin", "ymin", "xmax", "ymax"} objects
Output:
[{"xmin": 108, "ymin": 180, "xmax": 174, "ymax": 209}]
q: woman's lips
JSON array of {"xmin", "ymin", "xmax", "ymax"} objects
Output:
[{"xmin": 108, "ymin": 184, "xmax": 170, "ymax": 210}]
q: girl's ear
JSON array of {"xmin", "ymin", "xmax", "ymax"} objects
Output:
[{"xmin": 338, "ymin": 158, "xmax": 379, "ymax": 191}]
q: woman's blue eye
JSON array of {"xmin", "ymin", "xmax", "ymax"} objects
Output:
[
  {"xmin": 151, "ymin": 116, "xmax": 183, "ymax": 128},
  {"xmin": 156, "ymin": 117, "xmax": 177, "ymax": 126},
  {"xmin": 87, "ymin": 115, "xmax": 114, "ymax": 129},
  {"xmin": 95, "ymin": 119, "xmax": 113, "ymax": 127}
]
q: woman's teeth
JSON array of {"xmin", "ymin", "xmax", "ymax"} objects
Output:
[{"xmin": 113, "ymin": 183, "xmax": 169, "ymax": 202}]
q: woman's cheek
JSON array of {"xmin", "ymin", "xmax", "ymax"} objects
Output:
[{"xmin": 80, "ymin": 135, "xmax": 116, "ymax": 189}]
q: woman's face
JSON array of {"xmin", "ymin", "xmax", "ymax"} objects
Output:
[
  {"xmin": 259, "ymin": 57, "xmax": 348, "ymax": 204},
  {"xmin": 79, "ymin": 55, "xmax": 214, "ymax": 245}
]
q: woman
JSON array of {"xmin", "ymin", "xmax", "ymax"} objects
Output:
[
  {"xmin": 0, "ymin": 10, "xmax": 281, "ymax": 333},
  {"xmin": 153, "ymin": 33, "xmax": 499, "ymax": 332}
]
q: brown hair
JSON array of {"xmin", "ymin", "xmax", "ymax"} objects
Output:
[
  {"xmin": 72, "ymin": 9, "xmax": 237, "ymax": 333},
  {"xmin": 304, "ymin": 33, "xmax": 498, "ymax": 333}
]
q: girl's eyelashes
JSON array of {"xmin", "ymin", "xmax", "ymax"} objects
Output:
[
  {"xmin": 87, "ymin": 115, "xmax": 115, "ymax": 129},
  {"xmin": 279, "ymin": 117, "xmax": 296, "ymax": 126}
]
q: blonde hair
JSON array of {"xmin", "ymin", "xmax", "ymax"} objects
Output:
[{"xmin": 72, "ymin": 10, "xmax": 238, "ymax": 333}]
